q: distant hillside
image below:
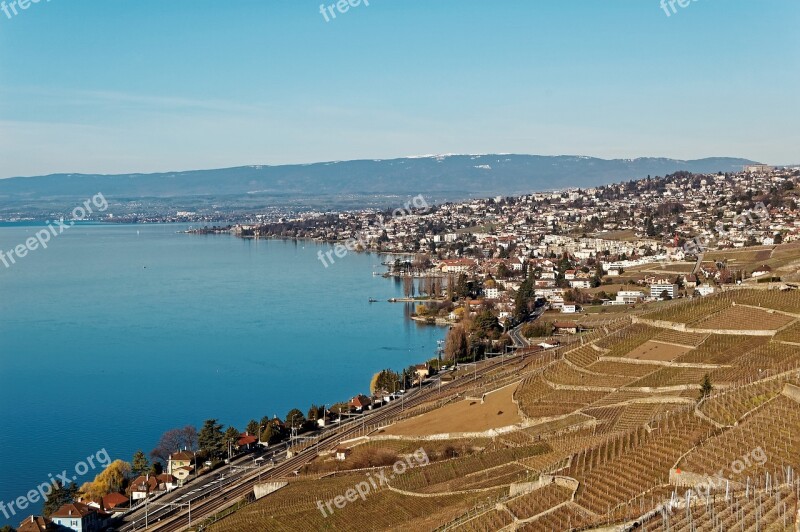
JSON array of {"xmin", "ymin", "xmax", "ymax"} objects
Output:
[{"xmin": 0, "ymin": 155, "xmax": 758, "ymax": 201}]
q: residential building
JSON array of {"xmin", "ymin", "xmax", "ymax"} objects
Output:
[
  {"xmin": 617, "ymin": 290, "xmax": 644, "ymax": 304},
  {"xmin": 650, "ymin": 283, "xmax": 679, "ymax": 299},
  {"xmin": 350, "ymin": 395, "xmax": 372, "ymax": 411},
  {"xmin": 17, "ymin": 516, "xmax": 56, "ymax": 532},
  {"xmin": 167, "ymin": 451, "xmax": 195, "ymax": 486},
  {"xmin": 50, "ymin": 503, "xmax": 103, "ymax": 532}
]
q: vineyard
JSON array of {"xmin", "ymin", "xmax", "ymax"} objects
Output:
[
  {"xmin": 595, "ymin": 323, "xmax": 661, "ymax": 357},
  {"xmin": 210, "ymin": 290, "xmax": 800, "ymax": 531},
  {"xmin": 693, "ymin": 305, "xmax": 794, "ymax": 330},
  {"xmin": 504, "ymin": 483, "xmax": 573, "ymax": 520},
  {"xmin": 774, "ymin": 320, "xmax": 800, "ymax": 343}
]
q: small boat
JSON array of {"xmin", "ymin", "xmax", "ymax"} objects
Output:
[{"xmin": 369, "ymin": 298, "xmax": 378, "ymax": 303}]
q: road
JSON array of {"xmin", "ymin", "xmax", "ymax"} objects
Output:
[
  {"xmin": 509, "ymin": 305, "xmax": 547, "ymax": 347},
  {"xmin": 119, "ymin": 351, "xmax": 538, "ymax": 531}
]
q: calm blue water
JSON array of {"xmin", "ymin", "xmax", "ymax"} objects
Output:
[{"xmin": 0, "ymin": 223, "xmax": 444, "ymax": 524}]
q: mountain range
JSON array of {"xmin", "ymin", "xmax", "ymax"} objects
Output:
[{"xmin": 0, "ymin": 155, "xmax": 759, "ymax": 202}]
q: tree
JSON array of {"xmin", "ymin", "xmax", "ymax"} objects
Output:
[
  {"xmin": 246, "ymin": 419, "xmax": 259, "ymax": 436},
  {"xmin": 151, "ymin": 425, "xmax": 198, "ymax": 465},
  {"xmin": 43, "ymin": 481, "xmax": 78, "ymax": 517},
  {"xmin": 198, "ymin": 419, "xmax": 224, "ymax": 455},
  {"xmin": 497, "ymin": 263, "xmax": 510, "ymax": 279},
  {"xmin": 132, "ymin": 450, "xmax": 150, "ymax": 477},
  {"xmin": 403, "ymin": 276, "xmax": 413, "ymax": 298},
  {"xmin": 285, "ymin": 409, "xmax": 306, "ymax": 429},
  {"xmin": 260, "ymin": 422, "xmax": 279, "ymax": 445},
  {"xmin": 0, "ymin": 526, "xmax": 15, "ymax": 532},
  {"xmin": 307, "ymin": 404, "xmax": 325, "ymax": 422},
  {"xmin": 223, "ymin": 426, "xmax": 240, "ymax": 455},
  {"xmin": 371, "ymin": 369, "xmax": 401, "ymax": 395},
  {"xmin": 699, "ymin": 374, "xmax": 713, "ymax": 400},
  {"xmin": 455, "ymin": 273, "xmax": 469, "ymax": 298},
  {"xmin": 474, "ymin": 309, "xmax": 501, "ymax": 339},
  {"xmin": 79, "ymin": 460, "xmax": 131, "ymax": 501},
  {"xmin": 180, "ymin": 425, "xmax": 198, "ymax": 451},
  {"xmin": 444, "ymin": 324, "xmax": 469, "ymax": 363}
]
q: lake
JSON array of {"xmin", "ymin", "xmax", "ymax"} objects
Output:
[{"xmin": 0, "ymin": 223, "xmax": 445, "ymax": 524}]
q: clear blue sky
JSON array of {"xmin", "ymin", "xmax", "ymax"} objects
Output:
[{"xmin": 0, "ymin": 0, "xmax": 798, "ymax": 178}]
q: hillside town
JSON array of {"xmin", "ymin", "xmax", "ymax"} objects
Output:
[{"xmin": 238, "ymin": 167, "xmax": 800, "ymax": 318}]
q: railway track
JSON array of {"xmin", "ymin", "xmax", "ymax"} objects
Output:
[{"xmin": 134, "ymin": 351, "xmax": 543, "ymax": 531}]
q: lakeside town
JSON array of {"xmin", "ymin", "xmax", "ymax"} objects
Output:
[
  {"xmin": 235, "ymin": 165, "xmax": 800, "ymax": 317},
  {"xmin": 5, "ymin": 166, "xmax": 800, "ymax": 532}
]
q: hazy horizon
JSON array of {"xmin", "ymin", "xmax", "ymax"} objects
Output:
[{"xmin": 1, "ymin": 0, "xmax": 798, "ymax": 179}]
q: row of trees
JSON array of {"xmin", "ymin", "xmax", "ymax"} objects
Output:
[{"xmin": 443, "ymin": 307, "xmax": 506, "ymax": 363}]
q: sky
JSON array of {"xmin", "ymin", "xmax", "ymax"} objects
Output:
[{"xmin": 0, "ymin": 0, "xmax": 798, "ymax": 178}]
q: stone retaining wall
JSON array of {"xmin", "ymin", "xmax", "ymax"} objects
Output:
[{"xmin": 253, "ymin": 481, "xmax": 288, "ymax": 500}]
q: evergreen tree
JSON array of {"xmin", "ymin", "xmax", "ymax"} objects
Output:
[
  {"xmin": 223, "ymin": 426, "xmax": 240, "ymax": 455},
  {"xmin": 285, "ymin": 409, "xmax": 306, "ymax": 429},
  {"xmin": 131, "ymin": 450, "xmax": 150, "ymax": 477},
  {"xmin": 43, "ymin": 481, "xmax": 78, "ymax": 517},
  {"xmin": 198, "ymin": 419, "xmax": 224, "ymax": 455}
]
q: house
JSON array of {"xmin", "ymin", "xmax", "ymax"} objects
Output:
[
  {"xmin": 101, "ymin": 492, "xmax": 129, "ymax": 513},
  {"xmin": 156, "ymin": 473, "xmax": 178, "ymax": 491},
  {"xmin": 84, "ymin": 492, "xmax": 130, "ymax": 516},
  {"xmin": 616, "ymin": 291, "xmax": 644, "ymax": 305},
  {"xmin": 50, "ymin": 502, "xmax": 104, "ymax": 532},
  {"xmin": 484, "ymin": 287, "xmax": 500, "ymax": 299},
  {"xmin": 752, "ymin": 265, "xmax": 772, "ymax": 278},
  {"xmin": 237, "ymin": 432, "xmax": 258, "ymax": 451},
  {"xmin": 569, "ymin": 279, "xmax": 590, "ymax": 289},
  {"xmin": 439, "ymin": 259, "xmax": 475, "ymax": 273},
  {"xmin": 335, "ymin": 447, "xmax": 352, "ymax": 461},
  {"xmin": 17, "ymin": 516, "xmax": 56, "ymax": 532},
  {"xmin": 696, "ymin": 284, "xmax": 715, "ymax": 296},
  {"xmin": 564, "ymin": 269, "xmax": 577, "ymax": 280},
  {"xmin": 414, "ymin": 364, "xmax": 430, "ymax": 381},
  {"xmin": 553, "ymin": 321, "xmax": 579, "ymax": 335},
  {"xmin": 167, "ymin": 451, "xmax": 195, "ymax": 486},
  {"xmin": 127, "ymin": 475, "xmax": 168, "ymax": 500},
  {"xmin": 561, "ymin": 304, "xmax": 577, "ymax": 314},
  {"xmin": 350, "ymin": 395, "xmax": 372, "ymax": 411}
]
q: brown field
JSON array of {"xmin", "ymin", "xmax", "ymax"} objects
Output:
[
  {"xmin": 652, "ymin": 329, "xmax": 709, "ymax": 347},
  {"xmin": 692, "ymin": 305, "xmax": 794, "ymax": 330},
  {"xmin": 624, "ymin": 340, "xmax": 691, "ymax": 361},
  {"xmin": 705, "ymin": 248, "xmax": 773, "ymax": 264},
  {"xmin": 383, "ymin": 382, "xmax": 521, "ymax": 436}
]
